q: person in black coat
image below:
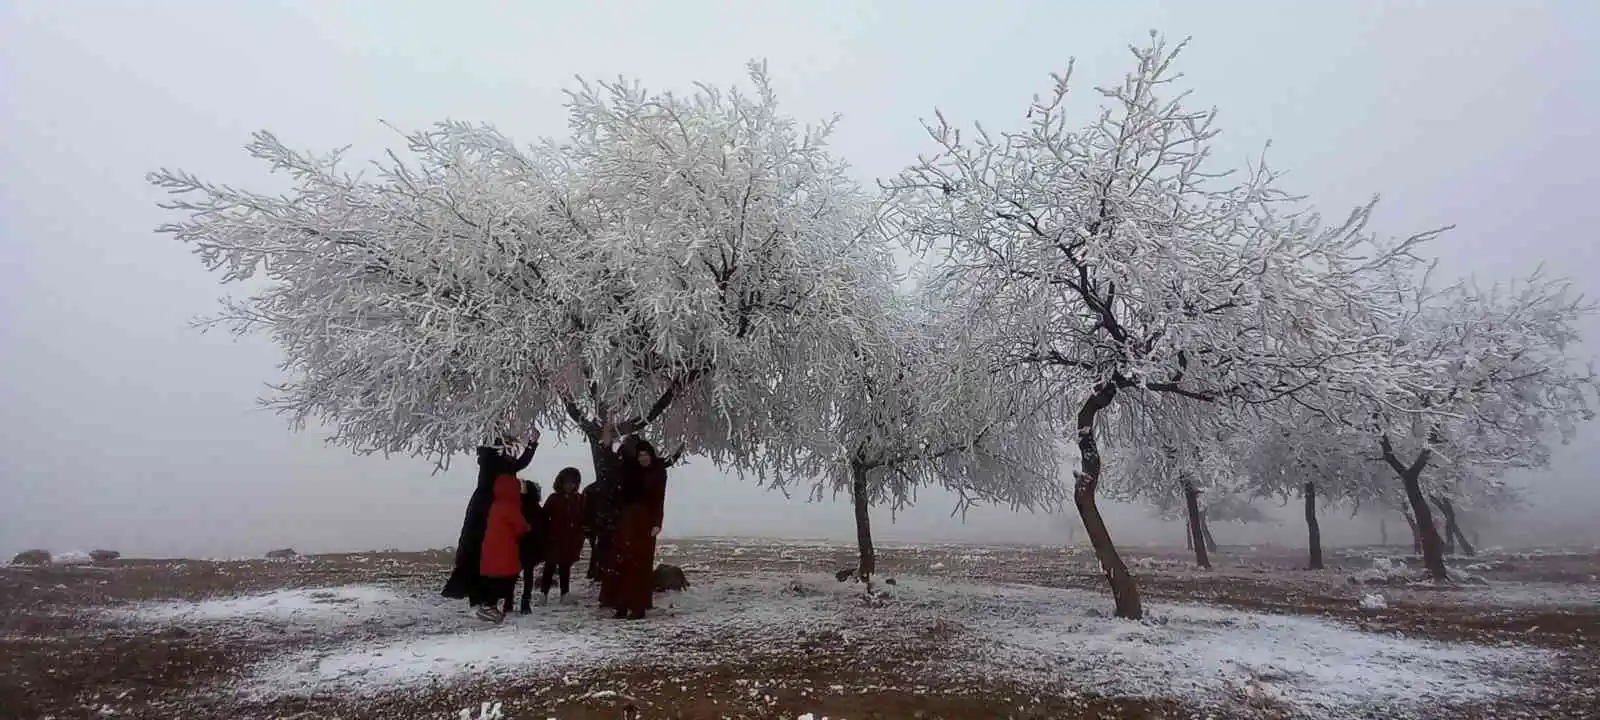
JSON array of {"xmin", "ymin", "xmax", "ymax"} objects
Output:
[
  {"xmin": 442, "ymin": 429, "xmax": 540, "ymax": 607},
  {"xmin": 509, "ymin": 477, "xmax": 546, "ymax": 615}
]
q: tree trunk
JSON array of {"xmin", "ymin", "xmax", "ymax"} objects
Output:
[
  {"xmin": 1380, "ymin": 438, "xmax": 1448, "ymax": 581},
  {"xmin": 851, "ymin": 460, "xmax": 875, "ymax": 580},
  {"xmin": 1074, "ymin": 384, "xmax": 1142, "ymax": 620},
  {"xmin": 1434, "ymin": 496, "xmax": 1476, "ymax": 557},
  {"xmin": 1183, "ymin": 511, "xmax": 1193, "ymax": 550},
  {"xmin": 1380, "ymin": 517, "xmax": 1388, "ymax": 546},
  {"xmin": 1402, "ymin": 509, "xmax": 1421, "ymax": 554},
  {"xmin": 1183, "ymin": 481, "xmax": 1210, "ymax": 569},
  {"xmin": 1304, "ymin": 481, "xmax": 1323, "ymax": 570},
  {"xmin": 1431, "ymin": 497, "xmax": 1457, "ymax": 555},
  {"xmin": 1200, "ymin": 511, "xmax": 1217, "ymax": 553},
  {"xmin": 584, "ymin": 431, "xmax": 614, "ymax": 489}
]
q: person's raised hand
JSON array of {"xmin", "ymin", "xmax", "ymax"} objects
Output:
[{"xmin": 526, "ymin": 428, "xmax": 542, "ymax": 445}]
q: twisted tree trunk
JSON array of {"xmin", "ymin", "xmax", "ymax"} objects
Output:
[
  {"xmin": 1074, "ymin": 383, "xmax": 1142, "ymax": 619},
  {"xmin": 1381, "ymin": 438, "xmax": 1448, "ymax": 581},
  {"xmin": 1304, "ymin": 481, "xmax": 1323, "ymax": 570},
  {"xmin": 1433, "ymin": 496, "xmax": 1476, "ymax": 557}
]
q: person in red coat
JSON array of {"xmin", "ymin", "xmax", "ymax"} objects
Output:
[
  {"xmin": 538, "ymin": 467, "xmax": 585, "ymax": 604},
  {"xmin": 599, "ymin": 435, "xmax": 668, "ymax": 620},
  {"xmin": 476, "ymin": 474, "xmax": 528, "ymax": 623}
]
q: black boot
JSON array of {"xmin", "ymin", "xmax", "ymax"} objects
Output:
[
  {"xmin": 519, "ymin": 600, "xmax": 532, "ymax": 615},
  {"xmin": 613, "ymin": 608, "xmax": 627, "ymax": 619}
]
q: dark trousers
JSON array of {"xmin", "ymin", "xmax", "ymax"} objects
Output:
[
  {"xmin": 541, "ymin": 561, "xmax": 573, "ymax": 596},
  {"xmin": 478, "ymin": 576, "xmax": 516, "ymax": 608},
  {"xmin": 504, "ymin": 563, "xmax": 540, "ymax": 612}
]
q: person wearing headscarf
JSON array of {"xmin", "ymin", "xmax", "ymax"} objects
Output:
[{"xmin": 598, "ymin": 433, "xmax": 669, "ymax": 620}]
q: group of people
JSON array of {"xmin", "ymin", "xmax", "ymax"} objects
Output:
[{"xmin": 440, "ymin": 426, "xmax": 671, "ymax": 623}]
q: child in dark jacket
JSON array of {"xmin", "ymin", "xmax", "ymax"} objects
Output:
[
  {"xmin": 477, "ymin": 474, "xmax": 528, "ymax": 623},
  {"xmin": 540, "ymin": 467, "xmax": 586, "ymax": 604},
  {"xmin": 510, "ymin": 478, "xmax": 547, "ymax": 615}
]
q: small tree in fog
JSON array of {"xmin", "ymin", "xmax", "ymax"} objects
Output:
[{"xmin": 798, "ymin": 297, "xmax": 1062, "ymax": 580}]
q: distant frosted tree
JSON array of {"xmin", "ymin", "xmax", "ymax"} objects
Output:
[
  {"xmin": 800, "ymin": 295, "xmax": 1062, "ymax": 580},
  {"xmin": 151, "ymin": 65, "xmax": 899, "ymax": 487},
  {"xmin": 1360, "ymin": 272, "xmax": 1597, "ymax": 580},
  {"xmin": 1237, "ymin": 407, "xmax": 1392, "ymax": 569}
]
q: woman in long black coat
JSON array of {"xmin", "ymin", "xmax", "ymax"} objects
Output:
[{"xmin": 441, "ymin": 430, "xmax": 539, "ymax": 606}]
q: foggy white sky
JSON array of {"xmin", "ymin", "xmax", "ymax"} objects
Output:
[{"xmin": 2, "ymin": 1, "xmax": 1596, "ymax": 558}]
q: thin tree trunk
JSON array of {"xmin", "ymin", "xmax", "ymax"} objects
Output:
[
  {"xmin": 1304, "ymin": 481, "xmax": 1324, "ymax": 570},
  {"xmin": 1380, "ymin": 517, "xmax": 1388, "ymax": 547},
  {"xmin": 1183, "ymin": 480, "xmax": 1210, "ymax": 569},
  {"xmin": 1434, "ymin": 496, "xmax": 1476, "ymax": 557},
  {"xmin": 1184, "ymin": 511, "xmax": 1194, "ymax": 550},
  {"xmin": 1200, "ymin": 511, "xmax": 1217, "ymax": 553},
  {"xmin": 1402, "ymin": 509, "xmax": 1421, "ymax": 554},
  {"xmin": 1380, "ymin": 437, "xmax": 1448, "ymax": 581},
  {"xmin": 850, "ymin": 460, "xmax": 875, "ymax": 580},
  {"xmin": 1074, "ymin": 384, "xmax": 1142, "ymax": 620},
  {"xmin": 1431, "ymin": 497, "xmax": 1457, "ymax": 555}
]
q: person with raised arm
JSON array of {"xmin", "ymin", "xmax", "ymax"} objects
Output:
[{"xmin": 441, "ymin": 428, "xmax": 540, "ymax": 609}]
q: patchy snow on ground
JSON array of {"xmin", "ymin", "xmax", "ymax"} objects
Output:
[
  {"xmin": 112, "ymin": 585, "xmax": 434, "ymax": 631},
  {"xmin": 101, "ymin": 573, "xmax": 1553, "ymax": 715},
  {"xmin": 1348, "ymin": 556, "xmax": 1416, "ymax": 584},
  {"xmin": 251, "ymin": 622, "xmax": 620, "ymax": 697},
  {"xmin": 53, "ymin": 551, "xmax": 94, "ymax": 566},
  {"xmin": 896, "ymin": 577, "xmax": 1550, "ymax": 717}
]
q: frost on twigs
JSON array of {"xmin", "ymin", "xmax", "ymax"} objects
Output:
[
  {"xmin": 802, "ymin": 295, "xmax": 1064, "ymax": 513},
  {"xmin": 882, "ymin": 34, "xmax": 1439, "ymax": 617},
  {"xmin": 149, "ymin": 63, "xmax": 898, "ymax": 473}
]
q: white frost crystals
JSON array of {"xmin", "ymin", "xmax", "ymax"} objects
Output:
[{"xmin": 148, "ymin": 63, "xmax": 899, "ymax": 472}]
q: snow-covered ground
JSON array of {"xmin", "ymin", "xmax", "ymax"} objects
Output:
[{"xmin": 112, "ymin": 572, "xmax": 1551, "ymax": 717}]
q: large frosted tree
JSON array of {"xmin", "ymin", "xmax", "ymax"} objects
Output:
[
  {"xmin": 151, "ymin": 64, "xmax": 899, "ymax": 483},
  {"xmin": 885, "ymin": 36, "xmax": 1426, "ymax": 619}
]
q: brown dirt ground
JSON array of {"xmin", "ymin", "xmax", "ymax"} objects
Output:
[{"xmin": 1, "ymin": 542, "xmax": 1595, "ymax": 719}]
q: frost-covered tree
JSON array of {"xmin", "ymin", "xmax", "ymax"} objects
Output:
[
  {"xmin": 1106, "ymin": 402, "xmax": 1251, "ymax": 569},
  {"xmin": 1359, "ymin": 272, "xmax": 1596, "ymax": 579},
  {"xmin": 1237, "ymin": 408, "xmax": 1394, "ymax": 569},
  {"xmin": 886, "ymin": 36, "xmax": 1422, "ymax": 618},
  {"xmin": 801, "ymin": 298, "xmax": 1063, "ymax": 580},
  {"xmin": 150, "ymin": 65, "xmax": 898, "ymax": 486}
]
